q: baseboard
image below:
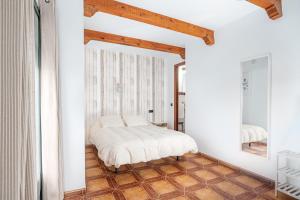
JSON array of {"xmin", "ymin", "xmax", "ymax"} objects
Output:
[{"xmin": 64, "ymin": 188, "xmax": 86, "ymax": 199}]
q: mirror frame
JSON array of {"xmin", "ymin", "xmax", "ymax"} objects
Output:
[{"xmin": 239, "ymin": 53, "xmax": 272, "ymax": 159}]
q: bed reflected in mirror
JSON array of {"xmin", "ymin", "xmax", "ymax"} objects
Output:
[{"xmin": 241, "ymin": 55, "xmax": 271, "ymax": 158}]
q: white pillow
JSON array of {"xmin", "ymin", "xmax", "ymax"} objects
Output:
[
  {"xmin": 99, "ymin": 116, "xmax": 125, "ymax": 128},
  {"xmin": 123, "ymin": 115, "xmax": 150, "ymax": 127}
]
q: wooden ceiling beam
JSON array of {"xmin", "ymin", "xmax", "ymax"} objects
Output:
[
  {"xmin": 248, "ymin": 0, "xmax": 282, "ymax": 20},
  {"xmin": 84, "ymin": 0, "xmax": 215, "ymax": 45},
  {"xmin": 84, "ymin": 29, "xmax": 186, "ymax": 59}
]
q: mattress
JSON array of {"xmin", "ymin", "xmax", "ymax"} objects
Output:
[
  {"xmin": 89, "ymin": 125, "xmax": 198, "ymax": 168},
  {"xmin": 241, "ymin": 124, "xmax": 268, "ymax": 144}
]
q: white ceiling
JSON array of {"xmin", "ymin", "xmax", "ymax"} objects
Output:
[{"xmin": 84, "ymin": 0, "xmax": 259, "ymax": 47}]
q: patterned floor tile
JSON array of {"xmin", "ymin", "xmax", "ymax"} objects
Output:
[
  {"xmin": 137, "ymin": 168, "xmax": 161, "ymax": 180},
  {"xmin": 172, "ymin": 174, "xmax": 199, "ymax": 188},
  {"xmin": 131, "ymin": 162, "xmax": 148, "ymax": 169},
  {"xmin": 177, "ymin": 161, "xmax": 198, "ymax": 170},
  {"xmin": 122, "ymin": 186, "xmax": 150, "ymax": 200},
  {"xmin": 64, "ymin": 146, "xmax": 280, "ymax": 200},
  {"xmin": 183, "ymin": 153, "xmax": 198, "ymax": 159},
  {"xmin": 215, "ymin": 181, "xmax": 246, "ymax": 197},
  {"xmin": 262, "ymin": 190, "xmax": 277, "ymax": 199},
  {"xmin": 64, "ymin": 195, "xmax": 85, "ymax": 200},
  {"xmin": 86, "ymin": 159, "xmax": 99, "ymax": 168},
  {"xmin": 149, "ymin": 180, "xmax": 177, "ymax": 195},
  {"xmin": 86, "ymin": 177, "xmax": 112, "ymax": 193},
  {"xmin": 86, "ymin": 152, "xmax": 96, "ymax": 160},
  {"xmin": 159, "ymin": 164, "xmax": 181, "ymax": 175},
  {"xmin": 172, "ymin": 196, "xmax": 190, "ymax": 200},
  {"xmin": 86, "ymin": 167, "xmax": 105, "ymax": 178},
  {"xmin": 252, "ymin": 197, "xmax": 267, "ymax": 200},
  {"xmin": 86, "ymin": 147, "xmax": 94, "ymax": 153},
  {"xmin": 192, "ymin": 157, "xmax": 215, "ymax": 165},
  {"xmin": 150, "ymin": 159, "xmax": 167, "ymax": 165},
  {"xmin": 89, "ymin": 193, "xmax": 117, "ymax": 200},
  {"xmin": 193, "ymin": 187, "xmax": 225, "ymax": 200},
  {"xmin": 210, "ymin": 165, "xmax": 235, "ymax": 176},
  {"xmin": 234, "ymin": 175, "xmax": 264, "ymax": 189},
  {"xmin": 112, "ymin": 172, "xmax": 138, "ymax": 187},
  {"xmin": 193, "ymin": 169, "xmax": 219, "ymax": 181}
]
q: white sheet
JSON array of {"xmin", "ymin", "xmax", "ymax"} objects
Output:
[
  {"xmin": 89, "ymin": 125, "xmax": 198, "ymax": 168},
  {"xmin": 241, "ymin": 124, "xmax": 268, "ymax": 143}
]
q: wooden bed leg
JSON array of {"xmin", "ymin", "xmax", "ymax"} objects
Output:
[
  {"xmin": 176, "ymin": 156, "xmax": 180, "ymax": 161},
  {"xmin": 114, "ymin": 167, "xmax": 119, "ymax": 173}
]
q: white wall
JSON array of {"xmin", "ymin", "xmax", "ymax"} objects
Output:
[
  {"xmin": 186, "ymin": 0, "xmax": 300, "ymax": 180},
  {"xmin": 56, "ymin": 0, "xmax": 86, "ymax": 191},
  {"xmin": 86, "ymin": 41, "xmax": 183, "ymax": 129}
]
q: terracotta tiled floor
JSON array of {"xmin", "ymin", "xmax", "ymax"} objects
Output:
[{"xmin": 65, "ymin": 146, "xmax": 281, "ymax": 200}]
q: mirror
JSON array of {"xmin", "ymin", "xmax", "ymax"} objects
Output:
[
  {"xmin": 241, "ymin": 55, "xmax": 270, "ymax": 158},
  {"xmin": 178, "ymin": 65, "xmax": 186, "ymax": 132}
]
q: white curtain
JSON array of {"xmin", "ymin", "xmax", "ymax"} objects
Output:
[
  {"xmin": 0, "ymin": 0, "xmax": 37, "ymax": 199},
  {"xmin": 40, "ymin": 0, "xmax": 64, "ymax": 199},
  {"xmin": 85, "ymin": 48, "xmax": 165, "ymax": 142}
]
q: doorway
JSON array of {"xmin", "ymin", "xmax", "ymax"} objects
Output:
[{"xmin": 174, "ymin": 62, "xmax": 186, "ymax": 132}]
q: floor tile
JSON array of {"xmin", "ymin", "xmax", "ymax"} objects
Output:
[
  {"xmin": 262, "ymin": 190, "xmax": 277, "ymax": 198},
  {"xmin": 215, "ymin": 181, "xmax": 246, "ymax": 196},
  {"xmin": 86, "ymin": 152, "xmax": 96, "ymax": 159},
  {"xmin": 173, "ymin": 174, "xmax": 198, "ymax": 188},
  {"xmin": 114, "ymin": 173, "xmax": 138, "ymax": 186},
  {"xmin": 86, "ymin": 159, "xmax": 99, "ymax": 168},
  {"xmin": 73, "ymin": 146, "xmax": 279, "ymax": 200},
  {"xmin": 172, "ymin": 196, "xmax": 190, "ymax": 200},
  {"xmin": 150, "ymin": 180, "xmax": 177, "ymax": 195},
  {"xmin": 122, "ymin": 186, "xmax": 150, "ymax": 200},
  {"xmin": 138, "ymin": 168, "xmax": 161, "ymax": 180},
  {"xmin": 252, "ymin": 197, "xmax": 267, "ymax": 200},
  {"xmin": 131, "ymin": 162, "xmax": 148, "ymax": 169},
  {"xmin": 150, "ymin": 159, "xmax": 166, "ymax": 165},
  {"xmin": 193, "ymin": 169, "xmax": 219, "ymax": 181},
  {"xmin": 90, "ymin": 193, "xmax": 116, "ymax": 200},
  {"xmin": 210, "ymin": 165, "xmax": 235, "ymax": 175},
  {"xmin": 177, "ymin": 161, "xmax": 198, "ymax": 170},
  {"xmin": 183, "ymin": 153, "xmax": 198, "ymax": 158},
  {"xmin": 193, "ymin": 157, "xmax": 214, "ymax": 165},
  {"xmin": 160, "ymin": 164, "xmax": 181, "ymax": 174},
  {"xmin": 193, "ymin": 187, "xmax": 224, "ymax": 200},
  {"xmin": 234, "ymin": 175, "xmax": 264, "ymax": 188},
  {"xmin": 87, "ymin": 178, "xmax": 111, "ymax": 193},
  {"xmin": 86, "ymin": 167, "xmax": 104, "ymax": 178},
  {"xmin": 86, "ymin": 148, "xmax": 94, "ymax": 153}
]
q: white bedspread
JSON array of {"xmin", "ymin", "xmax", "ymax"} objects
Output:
[
  {"xmin": 241, "ymin": 124, "xmax": 268, "ymax": 143},
  {"xmin": 89, "ymin": 125, "xmax": 198, "ymax": 168}
]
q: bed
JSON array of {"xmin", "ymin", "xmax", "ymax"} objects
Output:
[
  {"xmin": 89, "ymin": 116, "xmax": 198, "ymax": 169},
  {"xmin": 241, "ymin": 124, "xmax": 268, "ymax": 144}
]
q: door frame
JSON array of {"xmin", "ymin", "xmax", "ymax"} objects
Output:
[{"xmin": 174, "ymin": 61, "xmax": 185, "ymax": 131}]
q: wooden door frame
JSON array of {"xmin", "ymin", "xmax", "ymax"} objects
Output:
[{"xmin": 174, "ymin": 61, "xmax": 185, "ymax": 131}]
